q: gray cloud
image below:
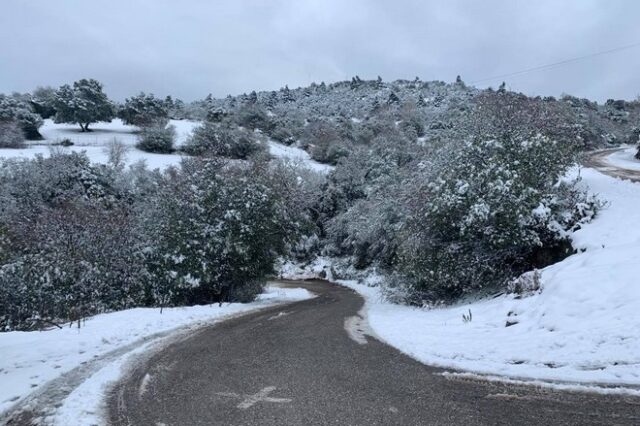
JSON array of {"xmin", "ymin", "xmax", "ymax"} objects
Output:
[{"xmin": 1, "ymin": 0, "xmax": 638, "ymax": 102}]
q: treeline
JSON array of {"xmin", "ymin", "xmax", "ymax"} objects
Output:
[{"xmin": 0, "ymin": 153, "xmax": 319, "ymax": 330}]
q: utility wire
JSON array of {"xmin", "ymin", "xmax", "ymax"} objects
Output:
[{"xmin": 470, "ymin": 41, "xmax": 640, "ymax": 84}]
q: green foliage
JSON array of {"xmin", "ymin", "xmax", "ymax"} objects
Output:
[
  {"xmin": 118, "ymin": 92, "xmax": 169, "ymax": 127},
  {"xmin": 0, "ymin": 152, "xmax": 314, "ymax": 330},
  {"xmin": 136, "ymin": 125, "xmax": 176, "ymax": 153},
  {"xmin": 53, "ymin": 79, "xmax": 115, "ymax": 132},
  {"xmin": 0, "ymin": 94, "xmax": 44, "ymax": 140},
  {"xmin": 0, "ymin": 121, "xmax": 25, "ymax": 148},
  {"xmin": 395, "ymin": 134, "xmax": 594, "ymax": 302},
  {"xmin": 145, "ymin": 159, "xmax": 297, "ymax": 305},
  {"xmin": 183, "ymin": 122, "xmax": 265, "ymax": 159}
]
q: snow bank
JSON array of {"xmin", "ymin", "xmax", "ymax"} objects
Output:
[
  {"xmin": 283, "ymin": 168, "xmax": 640, "ymax": 391},
  {"xmin": 604, "ymin": 146, "xmax": 640, "ymax": 171},
  {"xmin": 0, "ymin": 285, "xmax": 314, "ymax": 418}
]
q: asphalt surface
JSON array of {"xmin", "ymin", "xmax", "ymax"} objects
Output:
[
  {"xmin": 582, "ymin": 148, "xmax": 640, "ymax": 182},
  {"xmin": 108, "ymin": 280, "xmax": 640, "ymax": 426}
]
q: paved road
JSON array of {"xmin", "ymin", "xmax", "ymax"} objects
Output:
[
  {"xmin": 108, "ymin": 280, "xmax": 640, "ymax": 426},
  {"xmin": 583, "ymin": 148, "xmax": 640, "ymax": 182}
]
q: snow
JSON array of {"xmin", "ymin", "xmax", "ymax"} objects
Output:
[
  {"xmin": 1, "ymin": 120, "xmax": 334, "ymax": 173},
  {"xmin": 267, "ymin": 140, "xmax": 334, "ymax": 173},
  {"xmin": 0, "ymin": 119, "xmax": 200, "ymax": 170},
  {"xmin": 38, "ymin": 118, "xmax": 199, "ymax": 148},
  {"xmin": 0, "ymin": 285, "xmax": 314, "ymax": 420},
  {"xmin": 604, "ymin": 145, "xmax": 640, "ymax": 171},
  {"xmin": 282, "ymin": 168, "xmax": 640, "ymax": 392}
]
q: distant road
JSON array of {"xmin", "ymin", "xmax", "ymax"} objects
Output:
[
  {"xmin": 583, "ymin": 148, "xmax": 640, "ymax": 182},
  {"xmin": 107, "ymin": 280, "xmax": 640, "ymax": 426}
]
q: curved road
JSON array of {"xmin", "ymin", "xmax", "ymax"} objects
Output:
[
  {"xmin": 583, "ymin": 147, "xmax": 640, "ymax": 182},
  {"xmin": 108, "ymin": 280, "xmax": 640, "ymax": 425}
]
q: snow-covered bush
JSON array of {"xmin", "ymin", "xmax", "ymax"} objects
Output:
[
  {"xmin": 0, "ymin": 152, "xmax": 314, "ymax": 329},
  {"xmin": 136, "ymin": 124, "xmax": 176, "ymax": 153},
  {"xmin": 144, "ymin": 158, "xmax": 309, "ymax": 306},
  {"xmin": 182, "ymin": 122, "xmax": 265, "ymax": 159},
  {"xmin": 0, "ymin": 153, "xmax": 150, "ymax": 329},
  {"xmin": 0, "ymin": 121, "xmax": 25, "ymax": 148},
  {"xmin": 396, "ymin": 134, "xmax": 594, "ymax": 303},
  {"xmin": 0, "ymin": 94, "xmax": 44, "ymax": 140},
  {"xmin": 118, "ymin": 92, "xmax": 169, "ymax": 128}
]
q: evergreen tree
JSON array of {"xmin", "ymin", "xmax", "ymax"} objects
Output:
[
  {"xmin": 53, "ymin": 79, "xmax": 114, "ymax": 132},
  {"xmin": 118, "ymin": 92, "xmax": 169, "ymax": 127}
]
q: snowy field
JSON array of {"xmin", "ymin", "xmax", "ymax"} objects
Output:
[
  {"xmin": 0, "ymin": 119, "xmax": 196, "ymax": 170},
  {"xmin": 605, "ymin": 145, "xmax": 640, "ymax": 171},
  {"xmin": 282, "ymin": 167, "xmax": 640, "ymax": 392},
  {"xmin": 0, "ymin": 119, "xmax": 333, "ymax": 173},
  {"xmin": 0, "ymin": 286, "xmax": 314, "ymax": 422}
]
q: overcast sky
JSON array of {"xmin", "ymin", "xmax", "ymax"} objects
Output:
[{"xmin": 1, "ymin": 0, "xmax": 638, "ymax": 102}]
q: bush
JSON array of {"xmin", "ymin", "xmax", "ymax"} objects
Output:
[
  {"xmin": 0, "ymin": 94, "xmax": 44, "ymax": 140},
  {"xmin": 136, "ymin": 125, "xmax": 176, "ymax": 153},
  {"xmin": 0, "ymin": 121, "xmax": 26, "ymax": 148},
  {"xmin": 0, "ymin": 152, "xmax": 313, "ymax": 330},
  {"xmin": 396, "ymin": 135, "xmax": 594, "ymax": 303},
  {"xmin": 182, "ymin": 122, "xmax": 264, "ymax": 159},
  {"xmin": 119, "ymin": 92, "xmax": 169, "ymax": 128}
]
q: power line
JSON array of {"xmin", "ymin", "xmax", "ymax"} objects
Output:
[{"xmin": 470, "ymin": 41, "xmax": 640, "ymax": 85}]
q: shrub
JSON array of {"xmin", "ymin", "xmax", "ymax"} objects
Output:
[
  {"xmin": 0, "ymin": 94, "xmax": 44, "ymax": 140},
  {"xmin": 136, "ymin": 125, "xmax": 176, "ymax": 153},
  {"xmin": 0, "ymin": 121, "xmax": 26, "ymax": 148},
  {"xmin": 182, "ymin": 122, "xmax": 264, "ymax": 159},
  {"xmin": 396, "ymin": 135, "xmax": 594, "ymax": 303},
  {"xmin": 118, "ymin": 92, "xmax": 169, "ymax": 128}
]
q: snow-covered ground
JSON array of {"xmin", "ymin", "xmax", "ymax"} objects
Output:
[
  {"xmin": 39, "ymin": 118, "xmax": 199, "ymax": 148},
  {"xmin": 267, "ymin": 140, "xmax": 334, "ymax": 173},
  {"xmin": 0, "ymin": 285, "xmax": 313, "ymax": 422},
  {"xmin": 0, "ymin": 119, "xmax": 334, "ymax": 173},
  {"xmin": 605, "ymin": 145, "xmax": 640, "ymax": 171},
  {"xmin": 0, "ymin": 119, "xmax": 198, "ymax": 170},
  {"xmin": 282, "ymin": 167, "xmax": 640, "ymax": 392}
]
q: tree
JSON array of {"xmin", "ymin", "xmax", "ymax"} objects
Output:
[
  {"xmin": 53, "ymin": 79, "xmax": 115, "ymax": 132},
  {"xmin": 118, "ymin": 92, "xmax": 169, "ymax": 127},
  {"xmin": 0, "ymin": 94, "xmax": 44, "ymax": 140},
  {"xmin": 31, "ymin": 86, "xmax": 57, "ymax": 119}
]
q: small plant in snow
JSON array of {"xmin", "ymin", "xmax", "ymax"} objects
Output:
[
  {"xmin": 508, "ymin": 269, "xmax": 542, "ymax": 296},
  {"xmin": 462, "ymin": 309, "xmax": 472, "ymax": 323}
]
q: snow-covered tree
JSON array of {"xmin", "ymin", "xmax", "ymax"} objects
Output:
[
  {"xmin": 53, "ymin": 79, "xmax": 115, "ymax": 132},
  {"xmin": 118, "ymin": 92, "xmax": 169, "ymax": 127},
  {"xmin": 0, "ymin": 94, "xmax": 44, "ymax": 140}
]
